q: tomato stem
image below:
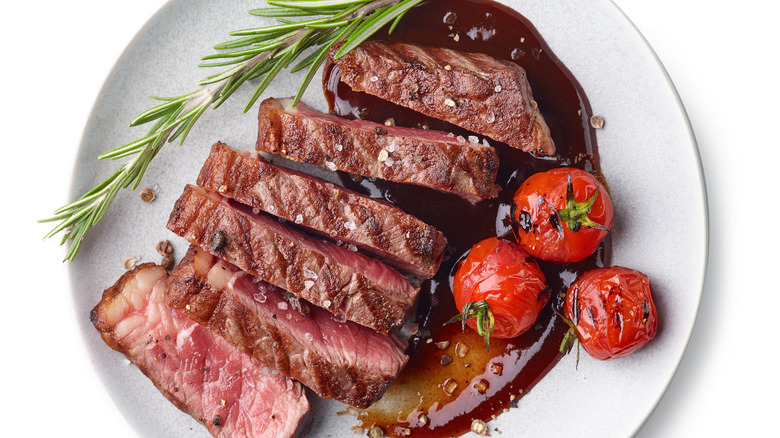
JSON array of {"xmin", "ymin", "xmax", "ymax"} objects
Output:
[
  {"xmin": 445, "ymin": 300, "xmax": 495, "ymax": 351},
  {"xmin": 557, "ymin": 171, "xmax": 609, "ymax": 232},
  {"xmin": 556, "ymin": 309, "xmax": 582, "ymax": 368}
]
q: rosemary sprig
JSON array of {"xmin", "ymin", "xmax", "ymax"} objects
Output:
[{"xmin": 41, "ymin": 0, "xmax": 423, "ymax": 262}]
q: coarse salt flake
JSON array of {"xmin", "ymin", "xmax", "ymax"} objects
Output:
[
  {"xmin": 385, "ymin": 157, "xmax": 395, "ymax": 167},
  {"xmin": 344, "ymin": 221, "xmax": 357, "ymax": 231},
  {"xmin": 370, "ymin": 75, "xmax": 379, "ymax": 82},
  {"xmin": 323, "ymin": 300, "xmax": 332, "ymax": 308},
  {"xmin": 494, "ymin": 85, "xmax": 502, "ymax": 92},
  {"xmin": 335, "ymin": 144, "xmax": 343, "ymax": 152},
  {"xmin": 277, "ymin": 301, "xmax": 288, "ymax": 311},
  {"xmin": 303, "ymin": 267, "xmax": 318, "ymax": 280},
  {"xmin": 468, "ymin": 135, "xmax": 479, "ymax": 144},
  {"xmin": 304, "ymin": 280, "xmax": 315, "ymax": 289},
  {"xmin": 325, "ymin": 161, "xmax": 337, "ymax": 171},
  {"xmin": 295, "ymin": 214, "xmax": 303, "ymax": 224}
]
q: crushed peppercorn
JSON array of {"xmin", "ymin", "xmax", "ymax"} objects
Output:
[
  {"xmin": 590, "ymin": 114, "xmax": 605, "ymax": 129},
  {"xmin": 140, "ymin": 188, "xmax": 156, "ymax": 203}
]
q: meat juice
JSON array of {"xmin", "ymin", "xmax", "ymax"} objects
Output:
[{"xmin": 323, "ymin": 0, "xmax": 610, "ymax": 436}]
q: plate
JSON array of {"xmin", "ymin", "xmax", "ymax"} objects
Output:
[{"xmin": 69, "ymin": 0, "xmax": 707, "ymax": 437}]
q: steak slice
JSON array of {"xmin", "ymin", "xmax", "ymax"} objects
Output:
[
  {"xmin": 167, "ymin": 246, "xmax": 409, "ymax": 409},
  {"xmin": 257, "ymin": 97, "xmax": 500, "ymax": 203},
  {"xmin": 167, "ymin": 184, "xmax": 418, "ymax": 335},
  {"xmin": 197, "ymin": 142, "xmax": 446, "ymax": 279},
  {"xmin": 331, "ymin": 41, "xmax": 556, "ymax": 156},
  {"xmin": 90, "ymin": 263, "xmax": 311, "ymax": 438}
]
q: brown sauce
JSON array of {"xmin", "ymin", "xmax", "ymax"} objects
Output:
[{"xmin": 322, "ymin": 0, "xmax": 610, "ymax": 436}]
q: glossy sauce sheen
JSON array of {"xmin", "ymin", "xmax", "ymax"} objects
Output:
[{"xmin": 323, "ymin": 0, "xmax": 610, "ymax": 436}]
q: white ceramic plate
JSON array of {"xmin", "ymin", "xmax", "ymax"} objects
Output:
[{"xmin": 69, "ymin": 1, "xmax": 707, "ymax": 437}]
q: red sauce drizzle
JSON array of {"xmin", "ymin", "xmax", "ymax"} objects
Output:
[{"xmin": 323, "ymin": 0, "xmax": 610, "ymax": 436}]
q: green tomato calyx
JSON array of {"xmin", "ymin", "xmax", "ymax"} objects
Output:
[
  {"xmin": 557, "ymin": 171, "xmax": 609, "ymax": 233},
  {"xmin": 445, "ymin": 299, "xmax": 495, "ymax": 351}
]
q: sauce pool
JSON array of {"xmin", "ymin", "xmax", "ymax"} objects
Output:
[{"xmin": 323, "ymin": 0, "xmax": 610, "ymax": 436}]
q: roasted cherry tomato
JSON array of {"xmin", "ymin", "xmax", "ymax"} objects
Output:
[
  {"xmin": 512, "ymin": 167, "xmax": 613, "ymax": 263},
  {"xmin": 563, "ymin": 266, "xmax": 657, "ymax": 360},
  {"xmin": 449, "ymin": 237, "xmax": 549, "ymax": 349}
]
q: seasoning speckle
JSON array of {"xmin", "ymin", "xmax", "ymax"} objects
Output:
[
  {"xmin": 444, "ymin": 97, "xmax": 457, "ymax": 107},
  {"xmin": 212, "ymin": 415, "xmax": 222, "ymax": 427},
  {"xmin": 156, "ymin": 240, "xmax": 173, "ymax": 256},
  {"xmin": 471, "ymin": 419, "xmax": 489, "ymax": 436},
  {"xmin": 455, "ymin": 342, "xmax": 469, "ymax": 358},
  {"xmin": 377, "ymin": 149, "xmax": 389, "ymax": 162},
  {"xmin": 161, "ymin": 254, "xmax": 175, "ymax": 271},
  {"xmin": 443, "ymin": 378, "xmax": 458, "ymax": 394},
  {"xmin": 140, "ymin": 188, "xmax": 156, "ymax": 203},
  {"xmin": 209, "ymin": 231, "xmax": 226, "ymax": 252},
  {"xmin": 590, "ymin": 114, "xmax": 605, "ymax": 129},
  {"xmin": 124, "ymin": 257, "xmax": 137, "ymax": 270}
]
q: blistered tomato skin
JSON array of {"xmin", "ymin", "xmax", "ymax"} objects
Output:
[
  {"xmin": 512, "ymin": 167, "xmax": 613, "ymax": 263},
  {"xmin": 564, "ymin": 266, "xmax": 657, "ymax": 360},
  {"xmin": 452, "ymin": 237, "xmax": 549, "ymax": 340}
]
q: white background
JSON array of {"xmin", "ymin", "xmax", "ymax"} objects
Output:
[{"xmin": 2, "ymin": 1, "xmax": 778, "ymax": 437}]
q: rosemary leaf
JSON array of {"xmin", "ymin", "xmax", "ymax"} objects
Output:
[{"xmin": 41, "ymin": 0, "xmax": 423, "ymax": 262}]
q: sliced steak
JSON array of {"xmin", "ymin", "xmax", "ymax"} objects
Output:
[
  {"xmin": 330, "ymin": 41, "xmax": 555, "ymax": 156},
  {"xmin": 90, "ymin": 263, "xmax": 311, "ymax": 438},
  {"xmin": 166, "ymin": 184, "xmax": 418, "ymax": 334},
  {"xmin": 167, "ymin": 246, "xmax": 409, "ymax": 408},
  {"xmin": 197, "ymin": 142, "xmax": 446, "ymax": 279},
  {"xmin": 257, "ymin": 97, "xmax": 500, "ymax": 203}
]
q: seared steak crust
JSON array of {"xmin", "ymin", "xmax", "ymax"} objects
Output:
[
  {"xmin": 166, "ymin": 184, "xmax": 418, "ymax": 335},
  {"xmin": 91, "ymin": 264, "xmax": 311, "ymax": 438},
  {"xmin": 331, "ymin": 41, "xmax": 555, "ymax": 156},
  {"xmin": 166, "ymin": 246, "xmax": 409, "ymax": 408},
  {"xmin": 257, "ymin": 97, "xmax": 500, "ymax": 203},
  {"xmin": 197, "ymin": 142, "xmax": 446, "ymax": 279}
]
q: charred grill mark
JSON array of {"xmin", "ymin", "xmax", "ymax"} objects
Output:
[
  {"xmin": 571, "ymin": 286, "xmax": 580, "ymax": 325},
  {"xmin": 548, "ymin": 210, "xmax": 563, "ymax": 236},
  {"xmin": 587, "ymin": 306, "xmax": 596, "ymax": 326},
  {"xmin": 518, "ymin": 210, "xmax": 532, "ymax": 233}
]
